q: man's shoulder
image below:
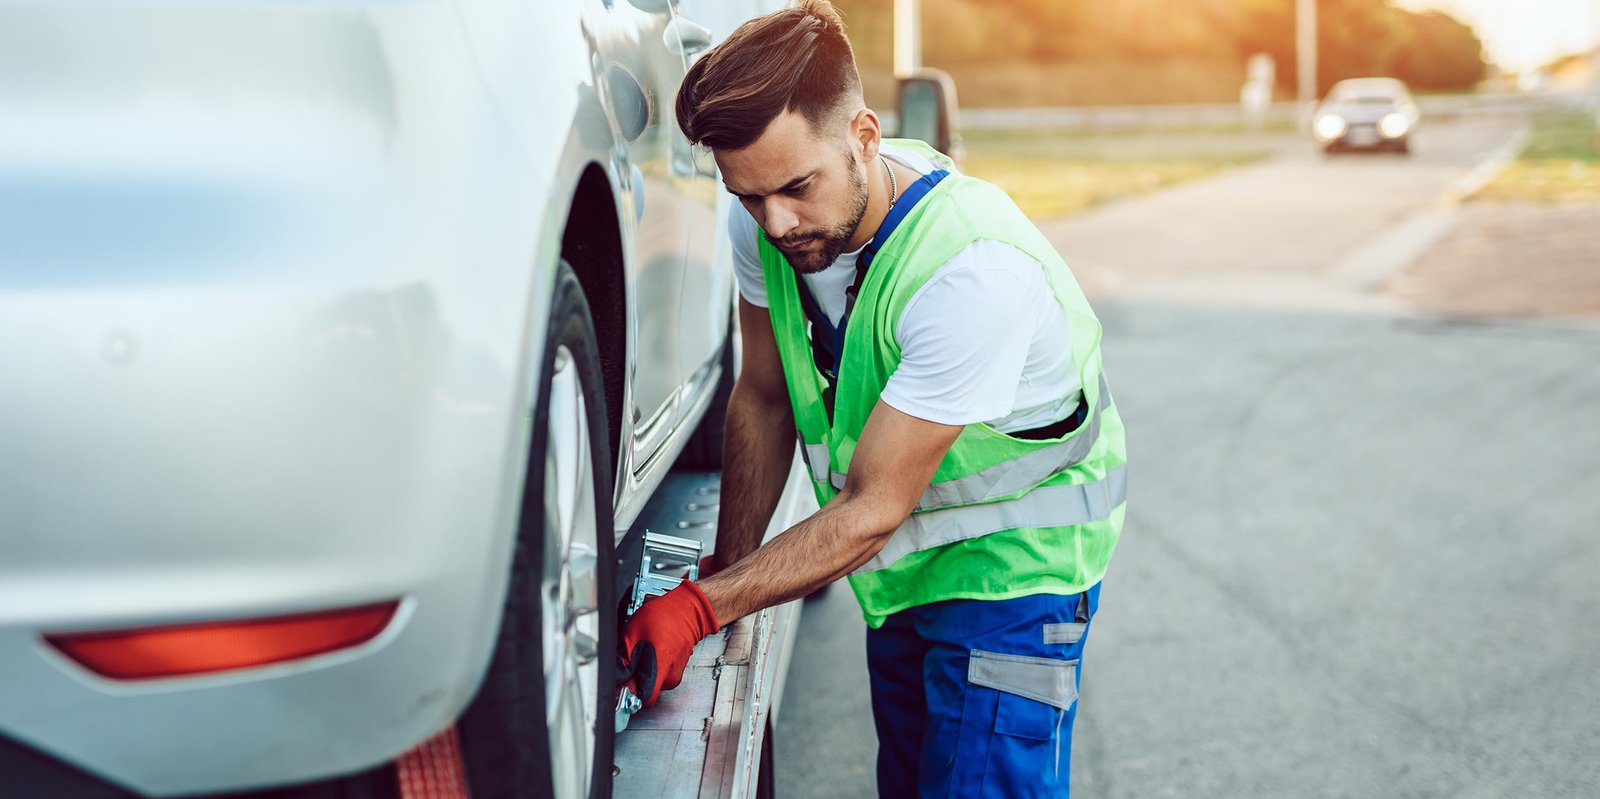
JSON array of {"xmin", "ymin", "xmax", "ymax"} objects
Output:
[
  {"xmin": 917, "ymin": 240, "xmax": 1043, "ymax": 297},
  {"xmin": 912, "ymin": 176, "xmax": 1057, "ymax": 268},
  {"xmin": 892, "ymin": 241, "xmax": 1044, "ymax": 332},
  {"xmin": 881, "ymin": 139, "xmax": 955, "ymax": 174}
]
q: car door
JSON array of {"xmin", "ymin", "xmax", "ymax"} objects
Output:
[
  {"xmin": 672, "ymin": 0, "xmax": 787, "ymax": 388},
  {"xmin": 669, "ymin": 5, "xmax": 726, "ymax": 385},
  {"xmin": 600, "ymin": 0, "xmax": 697, "ymax": 470}
]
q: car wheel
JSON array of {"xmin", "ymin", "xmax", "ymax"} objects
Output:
[{"xmin": 459, "ymin": 260, "xmax": 617, "ymax": 799}]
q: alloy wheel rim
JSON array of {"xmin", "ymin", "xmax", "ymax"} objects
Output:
[{"xmin": 541, "ymin": 345, "xmax": 601, "ymax": 799}]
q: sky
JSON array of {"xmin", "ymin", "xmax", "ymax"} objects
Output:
[{"xmin": 1397, "ymin": 0, "xmax": 1600, "ymax": 71}]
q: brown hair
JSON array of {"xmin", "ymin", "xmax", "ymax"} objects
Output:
[{"xmin": 674, "ymin": 0, "xmax": 861, "ymax": 151}]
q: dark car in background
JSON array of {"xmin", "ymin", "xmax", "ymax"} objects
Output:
[{"xmin": 1314, "ymin": 77, "xmax": 1421, "ymax": 154}]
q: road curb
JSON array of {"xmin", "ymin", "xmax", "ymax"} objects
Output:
[{"xmin": 1329, "ymin": 124, "xmax": 1532, "ymax": 292}]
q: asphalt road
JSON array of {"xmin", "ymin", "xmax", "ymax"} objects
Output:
[
  {"xmin": 1037, "ymin": 117, "xmax": 1527, "ymax": 312},
  {"xmin": 772, "ymin": 119, "xmax": 1600, "ymax": 798}
]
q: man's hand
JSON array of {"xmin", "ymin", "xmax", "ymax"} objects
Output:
[{"xmin": 619, "ymin": 581, "xmax": 720, "ymax": 708}]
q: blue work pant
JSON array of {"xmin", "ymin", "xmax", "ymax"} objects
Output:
[{"xmin": 866, "ymin": 585, "xmax": 1099, "ymax": 798}]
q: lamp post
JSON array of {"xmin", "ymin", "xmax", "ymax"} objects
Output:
[
  {"xmin": 894, "ymin": 0, "xmax": 921, "ymax": 78},
  {"xmin": 1297, "ymin": 0, "xmax": 1318, "ymax": 128}
]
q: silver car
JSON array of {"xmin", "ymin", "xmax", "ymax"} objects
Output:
[
  {"xmin": 0, "ymin": 0, "xmax": 776, "ymax": 796},
  {"xmin": 1314, "ymin": 77, "xmax": 1421, "ymax": 154}
]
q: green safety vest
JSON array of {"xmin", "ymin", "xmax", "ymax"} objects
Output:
[{"xmin": 758, "ymin": 139, "xmax": 1127, "ymax": 628}]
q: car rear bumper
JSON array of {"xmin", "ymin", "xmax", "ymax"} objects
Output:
[
  {"xmin": 0, "ymin": 1, "xmax": 572, "ymax": 792},
  {"xmin": 0, "ymin": 567, "xmax": 511, "ymax": 797}
]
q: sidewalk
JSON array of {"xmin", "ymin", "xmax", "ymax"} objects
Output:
[{"xmin": 1383, "ymin": 201, "xmax": 1600, "ymax": 319}]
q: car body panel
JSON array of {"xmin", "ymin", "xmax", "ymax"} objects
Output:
[
  {"xmin": 0, "ymin": 0, "xmax": 755, "ymax": 794},
  {"xmin": 673, "ymin": 0, "xmax": 788, "ymax": 378}
]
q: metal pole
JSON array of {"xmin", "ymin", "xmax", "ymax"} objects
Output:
[
  {"xmin": 1296, "ymin": 0, "xmax": 1317, "ymax": 126},
  {"xmin": 894, "ymin": 0, "xmax": 920, "ymax": 78}
]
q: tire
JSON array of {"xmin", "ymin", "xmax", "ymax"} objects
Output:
[
  {"xmin": 459, "ymin": 260, "xmax": 617, "ymax": 799},
  {"xmin": 676, "ymin": 316, "xmax": 734, "ymax": 470}
]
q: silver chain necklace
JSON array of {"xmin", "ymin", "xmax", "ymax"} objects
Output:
[{"xmin": 880, "ymin": 154, "xmax": 898, "ymax": 206}]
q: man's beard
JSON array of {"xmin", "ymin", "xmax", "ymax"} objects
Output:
[{"xmin": 765, "ymin": 154, "xmax": 869, "ymax": 275}]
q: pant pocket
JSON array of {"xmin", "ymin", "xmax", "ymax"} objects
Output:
[
  {"xmin": 967, "ymin": 649, "xmax": 1079, "ymax": 711},
  {"xmin": 949, "ymin": 650, "xmax": 1079, "ymax": 798},
  {"xmin": 993, "ymin": 691, "xmax": 1057, "ymax": 741},
  {"xmin": 942, "ymin": 690, "xmax": 1065, "ymax": 798},
  {"xmin": 1042, "ymin": 622, "xmax": 1086, "ymax": 645}
]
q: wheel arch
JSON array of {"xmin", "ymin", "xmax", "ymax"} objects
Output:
[{"xmin": 558, "ymin": 163, "xmax": 629, "ymax": 484}]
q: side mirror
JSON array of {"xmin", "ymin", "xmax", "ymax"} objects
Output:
[{"xmin": 896, "ymin": 68, "xmax": 963, "ymax": 166}]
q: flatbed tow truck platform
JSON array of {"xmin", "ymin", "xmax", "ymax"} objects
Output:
[{"xmin": 613, "ymin": 456, "xmax": 816, "ymax": 798}]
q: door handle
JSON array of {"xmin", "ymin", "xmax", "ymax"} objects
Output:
[{"xmin": 664, "ymin": 16, "xmax": 713, "ymax": 57}]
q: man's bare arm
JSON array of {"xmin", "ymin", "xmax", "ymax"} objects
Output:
[
  {"xmin": 698, "ymin": 400, "xmax": 962, "ymax": 624},
  {"xmin": 708, "ymin": 298, "xmax": 796, "ymax": 571}
]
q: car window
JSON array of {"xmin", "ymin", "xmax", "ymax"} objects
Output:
[{"xmin": 1329, "ymin": 80, "xmax": 1407, "ymax": 103}]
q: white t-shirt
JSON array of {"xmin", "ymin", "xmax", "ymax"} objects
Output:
[{"xmin": 729, "ymin": 144, "xmax": 1081, "ymax": 433}]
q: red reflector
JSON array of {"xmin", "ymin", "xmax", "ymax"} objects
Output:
[{"xmin": 44, "ymin": 601, "xmax": 400, "ymax": 680}]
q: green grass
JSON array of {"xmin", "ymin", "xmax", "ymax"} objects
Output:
[
  {"xmin": 1519, "ymin": 111, "xmax": 1600, "ymax": 161},
  {"xmin": 1476, "ymin": 112, "xmax": 1600, "ymax": 202},
  {"xmin": 960, "ymin": 131, "xmax": 1272, "ymax": 220}
]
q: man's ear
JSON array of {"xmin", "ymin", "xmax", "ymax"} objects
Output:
[{"xmin": 849, "ymin": 107, "xmax": 882, "ymax": 163}]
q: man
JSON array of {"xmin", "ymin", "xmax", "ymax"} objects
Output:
[{"xmin": 620, "ymin": 2, "xmax": 1127, "ymax": 795}]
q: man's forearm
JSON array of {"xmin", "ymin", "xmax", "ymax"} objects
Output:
[
  {"xmin": 710, "ymin": 382, "xmax": 795, "ymax": 569},
  {"xmin": 698, "ymin": 490, "xmax": 898, "ymax": 624}
]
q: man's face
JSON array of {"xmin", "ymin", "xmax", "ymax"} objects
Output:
[{"xmin": 715, "ymin": 109, "xmax": 870, "ymax": 275}]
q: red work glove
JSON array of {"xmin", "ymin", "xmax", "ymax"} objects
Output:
[{"xmin": 620, "ymin": 581, "xmax": 719, "ymax": 708}]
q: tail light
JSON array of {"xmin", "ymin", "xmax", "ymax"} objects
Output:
[{"xmin": 44, "ymin": 601, "xmax": 400, "ymax": 680}]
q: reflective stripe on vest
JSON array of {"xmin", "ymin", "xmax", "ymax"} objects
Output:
[
  {"xmin": 857, "ymin": 464, "xmax": 1127, "ymax": 574},
  {"xmin": 813, "ymin": 373, "xmax": 1112, "ymax": 512},
  {"xmin": 801, "ymin": 441, "xmax": 831, "ymax": 486}
]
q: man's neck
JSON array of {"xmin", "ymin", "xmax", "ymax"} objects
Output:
[{"xmin": 844, "ymin": 153, "xmax": 907, "ymax": 253}]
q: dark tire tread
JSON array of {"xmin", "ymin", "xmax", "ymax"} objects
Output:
[{"xmin": 458, "ymin": 261, "xmax": 617, "ymax": 799}]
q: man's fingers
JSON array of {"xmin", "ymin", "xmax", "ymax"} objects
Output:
[
  {"xmin": 618, "ymin": 582, "xmax": 717, "ymax": 708},
  {"xmin": 622, "ymin": 640, "xmax": 660, "ymax": 707}
]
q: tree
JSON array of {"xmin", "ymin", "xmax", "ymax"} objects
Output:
[
  {"xmin": 828, "ymin": 0, "xmax": 1486, "ymax": 103},
  {"xmin": 1391, "ymin": 10, "xmax": 1487, "ymax": 90}
]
